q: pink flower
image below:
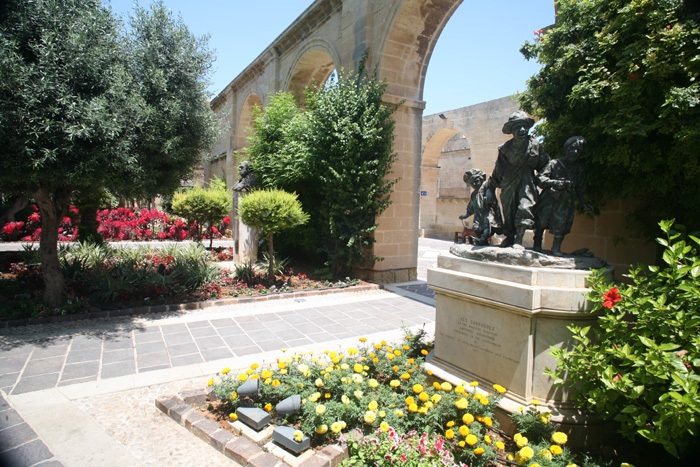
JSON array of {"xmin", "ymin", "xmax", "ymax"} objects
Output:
[
  {"xmin": 211, "ymin": 226, "xmax": 218, "ymax": 234},
  {"xmin": 157, "ymin": 231, "xmax": 166, "ymax": 239},
  {"xmin": 223, "ymin": 216, "xmax": 230, "ymax": 225}
]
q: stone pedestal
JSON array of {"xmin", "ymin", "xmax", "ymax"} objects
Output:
[
  {"xmin": 238, "ymin": 220, "xmax": 258, "ymax": 263},
  {"xmin": 426, "ymin": 252, "xmax": 613, "ymax": 438}
]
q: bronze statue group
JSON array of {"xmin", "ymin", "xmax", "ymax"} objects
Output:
[{"xmin": 460, "ymin": 111, "xmax": 592, "ymax": 256}]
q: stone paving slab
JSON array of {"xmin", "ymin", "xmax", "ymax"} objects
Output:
[{"xmin": 0, "ymin": 291, "xmax": 434, "ymax": 396}]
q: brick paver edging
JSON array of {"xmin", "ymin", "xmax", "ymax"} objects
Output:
[
  {"xmin": 1, "ymin": 283, "xmax": 382, "ymax": 329},
  {"xmin": 156, "ymin": 389, "xmax": 348, "ymax": 467}
]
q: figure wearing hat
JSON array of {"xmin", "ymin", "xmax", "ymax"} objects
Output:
[{"xmin": 485, "ymin": 111, "xmax": 549, "ymax": 247}]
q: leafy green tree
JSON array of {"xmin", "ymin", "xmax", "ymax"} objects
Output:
[
  {"xmin": 519, "ymin": 0, "xmax": 700, "ymax": 234},
  {"xmin": 547, "ymin": 221, "xmax": 700, "ymax": 457},
  {"xmin": 171, "ymin": 178, "xmax": 232, "ymax": 247},
  {"xmin": 0, "ymin": 0, "xmax": 217, "ymax": 307},
  {"xmin": 248, "ymin": 59, "xmax": 399, "ymax": 277},
  {"xmin": 238, "ymin": 189, "xmax": 309, "ymax": 281}
]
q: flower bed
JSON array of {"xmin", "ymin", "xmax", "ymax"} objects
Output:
[{"xmin": 202, "ymin": 331, "xmax": 621, "ymax": 467}]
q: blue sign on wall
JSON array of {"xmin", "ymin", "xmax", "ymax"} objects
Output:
[{"xmin": 420, "ymin": 191, "xmax": 427, "ymax": 196}]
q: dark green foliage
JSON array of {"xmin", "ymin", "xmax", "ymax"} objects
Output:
[
  {"xmin": 547, "ymin": 220, "xmax": 700, "ymax": 456},
  {"xmin": 248, "ymin": 62, "xmax": 399, "ymax": 277},
  {"xmin": 519, "ymin": 0, "xmax": 700, "ymax": 235},
  {"xmin": 0, "ymin": 0, "xmax": 217, "ymax": 306}
]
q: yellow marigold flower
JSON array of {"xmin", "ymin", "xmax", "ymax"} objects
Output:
[
  {"xmin": 369, "ymin": 352, "xmax": 375, "ymax": 358},
  {"xmin": 408, "ymin": 368, "xmax": 414, "ymax": 373},
  {"xmin": 272, "ymin": 380, "xmax": 281, "ymax": 387},
  {"xmin": 280, "ymin": 368, "xmax": 287, "ymax": 374},
  {"xmin": 316, "ymin": 424, "xmax": 328, "ymax": 434},
  {"xmin": 513, "ymin": 433, "xmax": 522, "ymax": 442},
  {"xmin": 515, "ymin": 446, "xmax": 534, "ymax": 463},
  {"xmin": 372, "ymin": 358, "xmax": 379, "ymax": 363},
  {"xmin": 493, "ymin": 384, "xmax": 506, "ymax": 394},
  {"xmin": 551, "ymin": 432, "xmax": 568, "ymax": 445},
  {"xmin": 348, "ymin": 348, "xmax": 358, "ymax": 356},
  {"xmin": 495, "ymin": 441, "xmax": 505, "ymax": 450},
  {"xmin": 386, "ymin": 353, "xmax": 395, "ymax": 361},
  {"xmin": 550, "ymin": 445, "xmax": 563, "ymax": 455},
  {"xmin": 401, "ymin": 373, "xmax": 411, "ymax": 380},
  {"xmin": 374, "ymin": 344, "xmax": 383, "ymax": 349},
  {"xmin": 431, "ymin": 394, "xmax": 442, "ymax": 404},
  {"xmin": 538, "ymin": 412, "xmax": 551, "ymax": 424},
  {"xmin": 369, "ymin": 379, "xmax": 379, "ymax": 388},
  {"xmin": 408, "ymin": 358, "xmax": 415, "ymax": 364},
  {"xmin": 293, "ymin": 430, "xmax": 303, "ymax": 442},
  {"xmin": 454, "ymin": 385, "xmax": 465, "ymax": 394},
  {"xmin": 539, "ymin": 448, "xmax": 553, "ymax": 460},
  {"xmin": 250, "ymin": 374, "xmax": 260, "ymax": 380},
  {"xmin": 530, "ymin": 400, "xmax": 540, "ymax": 406},
  {"xmin": 331, "ymin": 357, "xmax": 340, "ymax": 364},
  {"xmin": 441, "ymin": 382, "xmax": 452, "ymax": 392},
  {"xmin": 340, "ymin": 395, "xmax": 350, "ymax": 405},
  {"xmin": 280, "ymin": 347, "xmax": 288, "ymax": 352},
  {"xmin": 330, "ymin": 422, "xmax": 342, "ymax": 433},
  {"xmin": 230, "ymin": 392, "xmax": 238, "ymax": 400},
  {"xmin": 207, "ymin": 379, "xmax": 215, "ymax": 387},
  {"xmin": 517, "ymin": 406, "xmax": 524, "ymax": 411},
  {"xmin": 413, "ymin": 384, "xmax": 423, "ymax": 394},
  {"xmin": 315, "ymin": 378, "xmax": 324, "ymax": 387},
  {"xmin": 368, "ymin": 401, "xmax": 378, "ymax": 411},
  {"xmin": 394, "ymin": 350, "xmax": 401, "ymax": 356},
  {"xmin": 418, "ymin": 392, "xmax": 429, "ymax": 402},
  {"xmin": 278, "ymin": 362, "xmax": 286, "ymax": 370},
  {"xmin": 405, "ymin": 396, "xmax": 415, "ymax": 405},
  {"xmin": 379, "ymin": 410, "xmax": 386, "ymax": 417},
  {"xmin": 421, "ymin": 349, "xmax": 429, "ymax": 356},
  {"xmin": 507, "ymin": 453, "xmax": 514, "ymax": 461},
  {"xmin": 264, "ymin": 403, "xmax": 272, "ymax": 412},
  {"xmin": 455, "ymin": 398, "xmax": 468, "ymax": 410},
  {"xmin": 427, "ymin": 370, "xmax": 433, "ymax": 376},
  {"xmin": 364, "ymin": 410, "xmax": 376, "ymax": 424},
  {"xmin": 245, "ymin": 370, "xmax": 253, "ymax": 375},
  {"xmin": 469, "ymin": 381, "xmax": 479, "ymax": 387},
  {"xmin": 516, "ymin": 436, "xmax": 529, "ymax": 448},
  {"xmin": 425, "ymin": 401, "xmax": 434, "ymax": 409},
  {"xmin": 446, "ymin": 420, "xmax": 455, "ymax": 428},
  {"xmin": 484, "ymin": 435, "xmax": 492, "ymax": 444},
  {"xmin": 354, "ymin": 390, "xmax": 363, "ymax": 399},
  {"xmin": 261, "ymin": 369, "xmax": 272, "ymax": 379},
  {"xmin": 315, "ymin": 405, "xmax": 326, "ymax": 415},
  {"xmin": 238, "ymin": 373, "xmax": 248, "ymax": 382},
  {"xmin": 474, "ymin": 447, "xmax": 485, "ymax": 455},
  {"xmin": 462, "ymin": 413, "xmax": 474, "ymax": 424},
  {"xmin": 250, "ymin": 363, "xmax": 259, "ymax": 370},
  {"xmin": 530, "ymin": 464, "xmax": 541, "ymax": 467},
  {"xmin": 380, "ymin": 422, "xmax": 390, "ymax": 432},
  {"xmin": 466, "ymin": 434, "xmax": 478, "ymax": 446},
  {"xmin": 229, "ymin": 413, "xmax": 238, "ymax": 421},
  {"xmin": 221, "ymin": 367, "xmax": 230, "ymax": 374},
  {"xmin": 459, "ymin": 441, "xmax": 465, "ymax": 447},
  {"xmin": 418, "ymin": 405, "xmax": 428, "ymax": 414},
  {"xmin": 403, "ymin": 345, "xmax": 410, "ymax": 350},
  {"xmin": 392, "ymin": 365, "xmax": 399, "ymax": 372},
  {"xmin": 445, "ymin": 429, "xmax": 455, "ymax": 440},
  {"xmin": 459, "ymin": 425, "xmax": 469, "ymax": 437},
  {"xmin": 309, "ymin": 393, "xmax": 321, "ymax": 402},
  {"xmin": 482, "ymin": 417, "xmax": 493, "ymax": 427},
  {"xmin": 408, "ymin": 403, "xmax": 418, "ymax": 412},
  {"xmin": 359, "ymin": 337, "xmax": 367, "ymax": 342},
  {"xmin": 395, "ymin": 410, "xmax": 404, "ymax": 417},
  {"xmin": 566, "ymin": 465, "xmax": 580, "ymax": 467},
  {"xmin": 390, "ymin": 380, "xmax": 400, "ymax": 387}
]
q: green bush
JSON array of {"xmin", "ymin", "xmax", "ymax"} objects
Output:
[
  {"xmin": 248, "ymin": 55, "xmax": 399, "ymax": 277},
  {"xmin": 171, "ymin": 178, "xmax": 232, "ymax": 246},
  {"xmin": 238, "ymin": 189, "xmax": 308, "ymax": 280},
  {"xmin": 547, "ymin": 220, "xmax": 700, "ymax": 457}
]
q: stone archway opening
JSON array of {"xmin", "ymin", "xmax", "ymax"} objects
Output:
[
  {"xmin": 286, "ymin": 48, "xmax": 337, "ymax": 98},
  {"xmin": 237, "ymin": 94, "xmax": 263, "ymax": 150}
]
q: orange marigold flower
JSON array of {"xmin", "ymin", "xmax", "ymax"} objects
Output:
[{"xmin": 474, "ymin": 447, "xmax": 485, "ymax": 455}]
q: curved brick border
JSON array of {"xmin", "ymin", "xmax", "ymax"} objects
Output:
[
  {"xmin": 156, "ymin": 389, "xmax": 348, "ymax": 467},
  {"xmin": 1, "ymin": 283, "xmax": 382, "ymax": 329}
]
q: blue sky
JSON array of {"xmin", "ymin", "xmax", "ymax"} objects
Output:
[{"xmin": 108, "ymin": 1, "xmax": 555, "ymax": 116}]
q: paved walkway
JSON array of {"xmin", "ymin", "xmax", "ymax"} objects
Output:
[{"xmin": 0, "ymin": 237, "xmax": 453, "ymax": 466}]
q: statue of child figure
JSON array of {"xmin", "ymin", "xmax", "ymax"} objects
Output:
[
  {"xmin": 533, "ymin": 136, "xmax": 593, "ymax": 255},
  {"xmin": 459, "ymin": 169, "xmax": 503, "ymax": 246}
]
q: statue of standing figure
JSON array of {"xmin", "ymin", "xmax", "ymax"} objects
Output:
[
  {"xmin": 232, "ymin": 161, "xmax": 258, "ymax": 193},
  {"xmin": 484, "ymin": 111, "xmax": 550, "ymax": 247},
  {"xmin": 533, "ymin": 136, "xmax": 593, "ymax": 255},
  {"xmin": 459, "ymin": 169, "xmax": 503, "ymax": 246}
]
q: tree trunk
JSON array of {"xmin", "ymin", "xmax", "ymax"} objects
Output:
[
  {"xmin": 268, "ymin": 233, "xmax": 274, "ymax": 282},
  {"xmin": 33, "ymin": 187, "xmax": 71, "ymax": 309}
]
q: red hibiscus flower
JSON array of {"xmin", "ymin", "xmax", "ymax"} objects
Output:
[{"xmin": 602, "ymin": 287, "xmax": 622, "ymax": 308}]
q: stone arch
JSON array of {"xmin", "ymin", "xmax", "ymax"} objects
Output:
[
  {"xmin": 236, "ymin": 91, "xmax": 264, "ymax": 151},
  {"xmin": 283, "ymin": 39, "xmax": 341, "ymax": 96}
]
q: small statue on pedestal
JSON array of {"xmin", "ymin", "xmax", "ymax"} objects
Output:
[
  {"xmin": 533, "ymin": 136, "xmax": 593, "ymax": 255},
  {"xmin": 232, "ymin": 161, "xmax": 258, "ymax": 193},
  {"xmin": 459, "ymin": 169, "xmax": 503, "ymax": 246}
]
